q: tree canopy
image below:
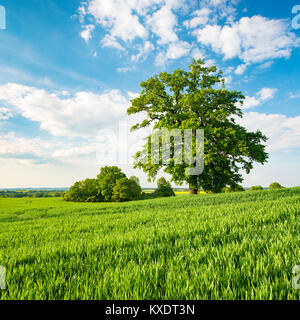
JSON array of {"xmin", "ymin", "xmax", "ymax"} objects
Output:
[
  {"xmin": 97, "ymin": 166, "xmax": 127, "ymax": 202},
  {"xmin": 153, "ymin": 177, "xmax": 175, "ymax": 198},
  {"xmin": 269, "ymin": 182, "xmax": 283, "ymax": 189},
  {"xmin": 112, "ymin": 177, "xmax": 142, "ymax": 202},
  {"xmin": 127, "ymin": 59, "xmax": 268, "ymax": 193}
]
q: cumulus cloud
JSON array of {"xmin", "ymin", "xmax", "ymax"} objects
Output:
[
  {"xmin": 80, "ymin": 24, "xmax": 95, "ymax": 42},
  {"xmin": 117, "ymin": 66, "xmax": 133, "ymax": 73},
  {"xmin": 235, "ymin": 63, "xmax": 248, "ymax": 75},
  {"xmin": 183, "ymin": 8, "xmax": 211, "ymax": 29},
  {"xmin": 238, "ymin": 112, "xmax": 300, "ymax": 152},
  {"xmin": 146, "ymin": 4, "xmax": 178, "ymax": 44},
  {"xmin": 131, "ymin": 41, "xmax": 154, "ymax": 62},
  {"xmin": 0, "ymin": 107, "xmax": 13, "ymax": 121},
  {"xmin": 257, "ymin": 88, "xmax": 277, "ymax": 101},
  {"xmin": 86, "ymin": 0, "xmax": 149, "ymax": 43},
  {"xmin": 79, "ymin": 0, "xmax": 188, "ymax": 61},
  {"xmin": 0, "ymin": 132, "xmax": 102, "ymax": 165},
  {"xmin": 101, "ymin": 34, "xmax": 125, "ymax": 50},
  {"xmin": 193, "ymin": 15, "xmax": 299, "ymax": 64},
  {"xmin": 166, "ymin": 41, "xmax": 191, "ymax": 59},
  {"xmin": 78, "ymin": 1, "xmax": 299, "ymax": 69},
  {"xmin": 0, "ymin": 83, "xmax": 131, "ymax": 137},
  {"xmin": 239, "ymin": 87, "xmax": 277, "ymax": 110},
  {"xmin": 0, "ymin": 133, "xmax": 58, "ymax": 165},
  {"xmin": 242, "ymin": 96, "xmax": 261, "ymax": 109}
]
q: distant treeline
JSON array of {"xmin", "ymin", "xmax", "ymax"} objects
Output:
[{"xmin": 0, "ymin": 190, "xmax": 64, "ymax": 198}]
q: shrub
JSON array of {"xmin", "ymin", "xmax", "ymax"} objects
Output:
[
  {"xmin": 269, "ymin": 182, "xmax": 283, "ymax": 189},
  {"xmin": 153, "ymin": 177, "xmax": 175, "ymax": 198},
  {"xmin": 63, "ymin": 178, "xmax": 102, "ymax": 202},
  {"xmin": 222, "ymin": 185, "xmax": 245, "ymax": 193},
  {"xmin": 63, "ymin": 168, "xmax": 143, "ymax": 203},
  {"xmin": 112, "ymin": 177, "xmax": 142, "ymax": 202},
  {"xmin": 250, "ymin": 186, "xmax": 263, "ymax": 191}
]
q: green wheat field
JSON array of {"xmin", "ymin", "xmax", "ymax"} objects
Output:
[{"xmin": 0, "ymin": 188, "xmax": 299, "ymax": 300}]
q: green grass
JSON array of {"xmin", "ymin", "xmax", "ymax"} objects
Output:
[{"xmin": 0, "ymin": 188, "xmax": 299, "ymax": 300}]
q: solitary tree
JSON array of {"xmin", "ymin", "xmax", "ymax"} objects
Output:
[
  {"xmin": 127, "ymin": 59, "xmax": 268, "ymax": 193},
  {"xmin": 269, "ymin": 182, "xmax": 283, "ymax": 189}
]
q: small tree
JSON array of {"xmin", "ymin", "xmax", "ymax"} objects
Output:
[
  {"xmin": 63, "ymin": 178, "xmax": 102, "ymax": 202},
  {"xmin": 250, "ymin": 186, "xmax": 263, "ymax": 191},
  {"xmin": 97, "ymin": 166, "xmax": 126, "ymax": 202},
  {"xmin": 269, "ymin": 182, "xmax": 283, "ymax": 189},
  {"xmin": 112, "ymin": 177, "xmax": 142, "ymax": 202},
  {"xmin": 153, "ymin": 177, "xmax": 175, "ymax": 198}
]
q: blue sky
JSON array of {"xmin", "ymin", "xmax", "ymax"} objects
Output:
[{"xmin": 0, "ymin": 0, "xmax": 299, "ymax": 188}]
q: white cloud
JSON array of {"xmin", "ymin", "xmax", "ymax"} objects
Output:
[
  {"xmin": 86, "ymin": 0, "xmax": 149, "ymax": 43},
  {"xmin": 238, "ymin": 112, "xmax": 300, "ymax": 152},
  {"xmin": 235, "ymin": 63, "xmax": 248, "ymax": 75},
  {"xmin": 146, "ymin": 4, "xmax": 178, "ymax": 44},
  {"xmin": 0, "ymin": 107, "xmax": 13, "ymax": 121},
  {"xmin": 0, "ymin": 132, "xmax": 102, "ymax": 166},
  {"xmin": 0, "ymin": 133, "xmax": 57, "ymax": 165},
  {"xmin": 193, "ymin": 24, "xmax": 241, "ymax": 60},
  {"xmin": 80, "ymin": 24, "xmax": 95, "ymax": 42},
  {"xmin": 131, "ymin": 41, "xmax": 154, "ymax": 62},
  {"xmin": 80, "ymin": 0, "xmax": 187, "ymax": 53},
  {"xmin": 78, "ymin": 1, "xmax": 299, "ymax": 70},
  {"xmin": 223, "ymin": 75, "xmax": 232, "ymax": 85},
  {"xmin": 242, "ymin": 96, "xmax": 261, "ymax": 109},
  {"xmin": 117, "ymin": 67, "xmax": 132, "ymax": 73},
  {"xmin": 257, "ymin": 87, "xmax": 277, "ymax": 101},
  {"xmin": 166, "ymin": 41, "xmax": 191, "ymax": 59},
  {"xmin": 0, "ymin": 83, "xmax": 131, "ymax": 137},
  {"xmin": 183, "ymin": 8, "xmax": 211, "ymax": 29},
  {"xmin": 155, "ymin": 51, "xmax": 168, "ymax": 66},
  {"xmin": 193, "ymin": 15, "xmax": 299, "ymax": 64},
  {"xmin": 239, "ymin": 87, "xmax": 277, "ymax": 110},
  {"xmin": 191, "ymin": 48, "xmax": 205, "ymax": 60},
  {"xmin": 257, "ymin": 61, "xmax": 274, "ymax": 70},
  {"xmin": 101, "ymin": 34, "xmax": 125, "ymax": 50}
]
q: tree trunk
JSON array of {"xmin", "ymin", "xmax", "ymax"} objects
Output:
[{"xmin": 189, "ymin": 186, "xmax": 198, "ymax": 194}]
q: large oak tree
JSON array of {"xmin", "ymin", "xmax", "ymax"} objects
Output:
[{"xmin": 127, "ymin": 59, "xmax": 268, "ymax": 193}]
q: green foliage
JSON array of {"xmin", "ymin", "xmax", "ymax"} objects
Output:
[
  {"xmin": 0, "ymin": 190, "xmax": 64, "ymax": 198},
  {"xmin": 63, "ymin": 178, "xmax": 102, "ymax": 202},
  {"xmin": 0, "ymin": 187, "xmax": 299, "ymax": 299},
  {"xmin": 153, "ymin": 177, "xmax": 175, "ymax": 198},
  {"xmin": 112, "ymin": 177, "xmax": 142, "ymax": 202},
  {"xmin": 97, "ymin": 166, "xmax": 127, "ymax": 202},
  {"xmin": 250, "ymin": 186, "xmax": 263, "ymax": 191},
  {"xmin": 269, "ymin": 182, "xmax": 283, "ymax": 189},
  {"xmin": 63, "ymin": 167, "xmax": 143, "ymax": 203},
  {"xmin": 222, "ymin": 185, "xmax": 245, "ymax": 193},
  {"xmin": 127, "ymin": 59, "xmax": 268, "ymax": 193}
]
